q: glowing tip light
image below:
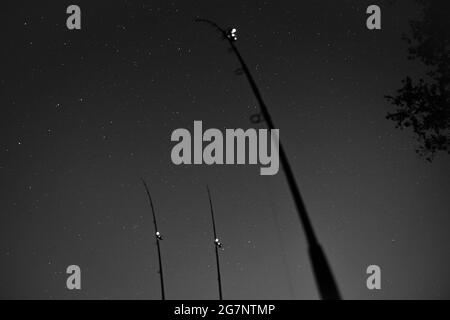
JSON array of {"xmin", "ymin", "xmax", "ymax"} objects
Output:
[
  {"xmin": 156, "ymin": 231, "xmax": 163, "ymax": 240},
  {"xmin": 227, "ymin": 28, "xmax": 238, "ymax": 41},
  {"xmin": 214, "ymin": 238, "xmax": 223, "ymax": 248}
]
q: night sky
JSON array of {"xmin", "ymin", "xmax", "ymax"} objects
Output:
[{"xmin": 1, "ymin": 0, "xmax": 450, "ymax": 299}]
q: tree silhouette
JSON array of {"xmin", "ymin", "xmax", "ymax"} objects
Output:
[{"xmin": 385, "ymin": 0, "xmax": 450, "ymax": 161}]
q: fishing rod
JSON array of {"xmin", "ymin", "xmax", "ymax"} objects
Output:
[
  {"xmin": 206, "ymin": 185, "xmax": 223, "ymax": 300},
  {"xmin": 141, "ymin": 178, "xmax": 166, "ymax": 300},
  {"xmin": 195, "ymin": 18, "xmax": 341, "ymax": 300}
]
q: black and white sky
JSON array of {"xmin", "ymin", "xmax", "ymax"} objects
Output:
[{"xmin": 1, "ymin": 0, "xmax": 449, "ymax": 299}]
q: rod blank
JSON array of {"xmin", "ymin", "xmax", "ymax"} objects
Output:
[
  {"xmin": 196, "ymin": 19, "xmax": 341, "ymax": 300},
  {"xmin": 141, "ymin": 178, "xmax": 166, "ymax": 300},
  {"xmin": 207, "ymin": 186, "xmax": 223, "ymax": 300}
]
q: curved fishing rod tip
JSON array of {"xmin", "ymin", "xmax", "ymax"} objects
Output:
[{"xmin": 194, "ymin": 18, "xmax": 209, "ymax": 24}]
